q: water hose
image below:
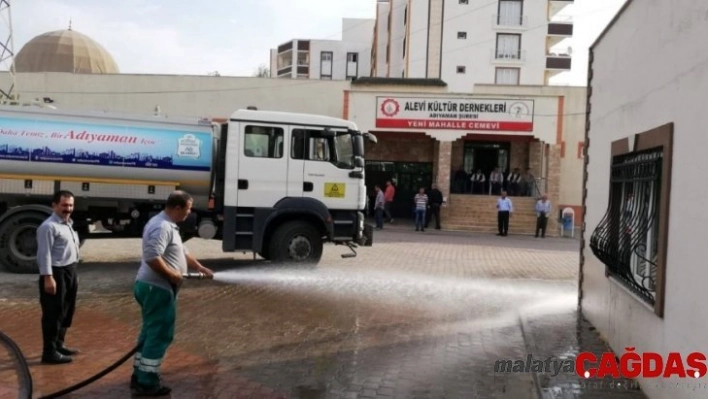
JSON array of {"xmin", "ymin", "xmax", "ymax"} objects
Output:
[
  {"xmin": 0, "ymin": 328, "xmax": 139, "ymax": 399},
  {"xmin": 0, "ymin": 330, "xmax": 32, "ymax": 399},
  {"xmin": 0, "ymin": 273, "xmax": 211, "ymax": 398}
]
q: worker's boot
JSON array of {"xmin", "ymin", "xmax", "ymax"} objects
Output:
[{"xmin": 131, "ymin": 383, "xmax": 172, "ymax": 397}]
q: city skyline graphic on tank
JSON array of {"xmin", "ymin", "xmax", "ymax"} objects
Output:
[{"xmin": 0, "ymin": 116, "xmax": 212, "ymax": 171}]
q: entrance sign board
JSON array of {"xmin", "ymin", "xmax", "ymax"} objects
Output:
[{"xmin": 375, "ymin": 96, "xmax": 534, "ymax": 132}]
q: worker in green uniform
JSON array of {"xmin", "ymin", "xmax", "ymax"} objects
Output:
[{"xmin": 130, "ymin": 191, "xmax": 214, "ymax": 396}]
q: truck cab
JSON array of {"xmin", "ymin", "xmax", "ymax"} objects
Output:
[{"xmin": 210, "ymin": 109, "xmax": 376, "ymax": 262}]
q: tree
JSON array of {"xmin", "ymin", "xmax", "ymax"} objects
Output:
[{"xmin": 254, "ymin": 64, "xmax": 270, "ymax": 77}]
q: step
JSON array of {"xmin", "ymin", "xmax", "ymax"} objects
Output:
[{"xmin": 443, "ymin": 224, "xmax": 558, "ymax": 237}]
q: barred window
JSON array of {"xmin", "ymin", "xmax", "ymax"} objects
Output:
[{"xmin": 588, "ymin": 123, "xmax": 673, "ymax": 317}]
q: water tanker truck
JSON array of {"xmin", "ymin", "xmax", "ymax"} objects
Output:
[{"xmin": 0, "ymin": 106, "xmax": 376, "ymax": 273}]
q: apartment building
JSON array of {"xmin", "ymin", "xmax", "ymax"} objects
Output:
[
  {"xmin": 371, "ymin": 0, "xmax": 574, "ymax": 91},
  {"xmin": 270, "ymin": 18, "xmax": 375, "ymax": 80}
]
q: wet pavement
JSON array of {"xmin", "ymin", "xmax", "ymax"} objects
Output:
[{"xmin": 0, "ymin": 224, "xmax": 648, "ymax": 398}]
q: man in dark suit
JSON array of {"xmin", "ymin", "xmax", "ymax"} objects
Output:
[{"xmin": 425, "ymin": 184, "xmax": 444, "ymax": 230}]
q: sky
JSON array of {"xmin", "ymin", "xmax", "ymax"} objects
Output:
[{"xmin": 9, "ymin": 0, "xmax": 626, "ymax": 86}]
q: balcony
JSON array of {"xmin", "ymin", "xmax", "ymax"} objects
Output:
[
  {"xmin": 277, "ymin": 66, "xmax": 292, "ymax": 77},
  {"xmin": 277, "ymin": 41, "xmax": 293, "ymax": 54},
  {"xmin": 491, "ymin": 49, "xmax": 526, "ymax": 64},
  {"xmin": 546, "ymin": 53, "xmax": 571, "ymax": 70},
  {"xmin": 492, "ymin": 14, "xmax": 528, "ymax": 30},
  {"xmin": 548, "ymin": 0, "xmax": 572, "ymax": 19},
  {"xmin": 548, "ymin": 22, "xmax": 573, "ymax": 36}
]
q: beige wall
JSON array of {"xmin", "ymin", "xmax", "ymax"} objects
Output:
[
  {"xmin": 583, "ymin": 1, "xmax": 708, "ymax": 397},
  {"xmin": 0, "ymin": 72, "xmax": 350, "ymax": 120}
]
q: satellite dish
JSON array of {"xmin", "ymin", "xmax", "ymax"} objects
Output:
[{"xmin": 567, "ymin": 46, "xmax": 573, "ymax": 55}]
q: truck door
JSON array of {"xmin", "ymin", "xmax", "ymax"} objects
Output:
[
  {"xmin": 297, "ymin": 127, "xmax": 360, "ymax": 209},
  {"xmin": 236, "ymin": 123, "xmax": 288, "ymax": 208}
]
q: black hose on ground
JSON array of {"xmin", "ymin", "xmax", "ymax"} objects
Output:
[
  {"xmin": 0, "ymin": 329, "xmax": 139, "ymax": 399},
  {"xmin": 0, "ymin": 330, "xmax": 32, "ymax": 399}
]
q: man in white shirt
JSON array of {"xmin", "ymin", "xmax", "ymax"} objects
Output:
[
  {"xmin": 496, "ymin": 191, "xmax": 513, "ymax": 236},
  {"xmin": 374, "ymin": 185, "xmax": 385, "ymax": 229},
  {"xmin": 470, "ymin": 169, "xmax": 486, "ymax": 194},
  {"xmin": 535, "ymin": 193, "xmax": 552, "ymax": 238},
  {"xmin": 489, "ymin": 167, "xmax": 503, "ymax": 195}
]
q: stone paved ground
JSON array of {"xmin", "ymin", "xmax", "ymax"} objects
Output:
[{"xmin": 0, "ymin": 225, "xmax": 649, "ymax": 398}]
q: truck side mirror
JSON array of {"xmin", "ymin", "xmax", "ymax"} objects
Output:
[{"xmin": 354, "ymin": 156, "xmax": 365, "ymax": 168}]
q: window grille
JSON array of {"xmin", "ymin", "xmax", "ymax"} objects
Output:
[{"xmin": 589, "ymin": 147, "xmax": 663, "ymax": 306}]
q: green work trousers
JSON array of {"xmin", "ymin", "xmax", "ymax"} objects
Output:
[{"xmin": 132, "ymin": 281, "xmax": 176, "ymax": 388}]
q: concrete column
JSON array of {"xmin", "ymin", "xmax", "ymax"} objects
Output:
[
  {"xmin": 435, "ymin": 140, "xmax": 452, "ymax": 200},
  {"xmin": 546, "ymin": 145, "xmax": 562, "ymax": 235},
  {"xmin": 432, "ymin": 141, "xmax": 440, "ymax": 180},
  {"xmin": 528, "ymin": 141, "xmax": 543, "ymax": 179}
]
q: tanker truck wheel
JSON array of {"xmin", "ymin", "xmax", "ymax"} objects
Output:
[
  {"xmin": 268, "ymin": 221, "xmax": 323, "ymax": 265},
  {"xmin": 0, "ymin": 212, "xmax": 46, "ymax": 274}
]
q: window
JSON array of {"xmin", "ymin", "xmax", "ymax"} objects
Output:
[
  {"xmin": 403, "ymin": 38, "xmax": 406, "ymax": 57},
  {"xmin": 497, "ymin": 0, "xmax": 523, "ymax": 26},
  {"xmin": 320, "ymin": 51, "xmax": 333, "ymax": 79},
  {"xmin": 346, "ymin": 52, "xmax": 359, "ymax": 79},
  {"xmin": 458, "ymin": 32, "xmax": 467, "ymax": 39},
  {"xmin": 496, "ymin": 33, "xmax": 521, "ymax": 59},
  {"xmin": 291, "ymin": 129, "xmax": 356, "ymax": 169},
  {"xmin": 457, "ymin": 66, "xmax": 466, "ymax": 73},
  {"xmin": 495, "ymin": 67, "xmax": 520, "ymax": 84},
  {"xmin": 244, "ymin": 125, "xmax": 284, "ymax": 158},
  {"xmin": 589, "ymin": 123, "xmax": 673, "ymax": 317}
]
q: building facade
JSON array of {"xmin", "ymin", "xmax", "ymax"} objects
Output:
[
  {"xmin": 270, "ymin": 18, "xmax": 375, "ymax": 80},
  {"xmin": 371, "ymin": 0, "xmax": 574, "ymax": 90},
  {"xmin": 581, "ymin": 1, "xmax": 705, "ymax": 397},
  {"xmin": 347, "ymin": 78, "xmax": 584, "ymax": 235}
]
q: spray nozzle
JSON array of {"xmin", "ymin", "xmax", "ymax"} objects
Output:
[{"xmin": 182, "ymin": 272, "xmax": 213, "ymax": 280}]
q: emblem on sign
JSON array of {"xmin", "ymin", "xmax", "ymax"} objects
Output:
[
  {"xmin": 380, "ymin": 98, "xmax": 400, "ymax": 117},
  {"xmin": 508, "ymin": 102, "xmax": 530, "ymax": 119},
  {"xmin": 177, "ymin": 134, "xmax": 201, "ymax": 158}
]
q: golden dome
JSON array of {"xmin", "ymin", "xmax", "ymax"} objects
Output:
[{"xmin": 14, "ymin": 29, "xmax": 119, "ymax": 74}]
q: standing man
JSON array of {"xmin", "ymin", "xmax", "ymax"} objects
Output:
[
  {"xmin": 413, "ymin": 187, "xmax": 428, "ymax": 232},
  {"xmin": 130, "ymin": 191, "xmax": 214, "ymax": 396},
  {"xmin": 496, "ymin": 190, "xmax": 513, "ymax": 236},
  {"xmin": 383, "ymin": 180, "xmax": 396, "ymax": 223},
  {"xmin": 36, "ymin": 190, "xmax": 81, "ymax": 365},
  {"xmin": 470, "ymin": 169, "xmax": 486, "ymax": 194},
  {"xmin": 535, "ymin": 193, "xmax": 552, "ymax": 238},
  {"xmin": 425, "ymin": 183, "xmax": 443, "ymax": 230},
  {"xmin": 374, "ymin": 185, "xmax": 385, "ymax": 229},
  {"xmin": 489, "ymin": 167, "xmax": 503, "ymax": 195}
]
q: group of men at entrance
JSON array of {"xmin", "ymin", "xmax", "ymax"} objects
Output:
[
  {"xmin": 370, "ymin": 180, "xmax": 552, "ymax": 238},
  {"xmin": 453, "ymin": 167, "xmax": 536, "ymax": 196}
]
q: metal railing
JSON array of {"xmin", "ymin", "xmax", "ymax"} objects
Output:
[{"xmin": 589, "ymin": 148, "xmax": 662, "ymax": 306}]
